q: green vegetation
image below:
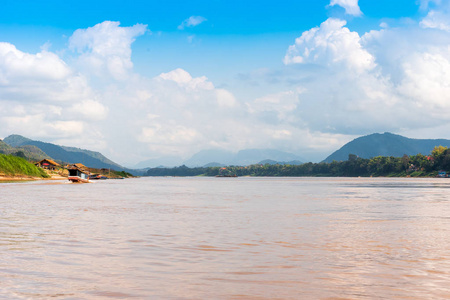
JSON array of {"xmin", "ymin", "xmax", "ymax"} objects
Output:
[
  {"xmin": 145, "ymin": 146, "xmax": 450, "ymax": 177},
  {"xmin": 0, "ymin": 153, "xmax": 50, "ymax": 178},
  {"xmin": 114, "ymin": 170, "xmax": 134, "ymax": 178},
  {"xmin": 87, "ymin": 168, "xmax": 135, "ymax": 178},
  {"xmin": 146, "ymin": 165, "xmax": 207, "ymax": 176}
]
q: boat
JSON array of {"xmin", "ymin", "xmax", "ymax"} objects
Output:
[
  {"xmin": 89, "ymin": 174, "xmax": 108, "ymax": 180},
  {"xmin": 437, "ymin": 171, "xmax": 448, "ymax": 178},
  {"xmin": 68, "ymin": 164, "xmax": 90, "ymax": 183}
]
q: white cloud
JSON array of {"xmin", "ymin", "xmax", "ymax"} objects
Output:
[
  {"xmin": 0, "ymin": 37, "xmax": 107, "ymax": 144},
  {"xmin": 158, "ymin": 68, "xmax": 214, "ymax": 90},
  {"xmin": 0, "ymin": 42, "xmax": 71, "ymax": 83},
  {"xmin": 1, "ymin": 113, "xmax": 85, "ymax": 139},
  {"xmin": 380, "ymin": 22, "xmax": 389, "ymax": 29},
  {"xmin": 247, "ymin": 90, "xmax": 301, "ymax": 124},
  {"xmin": 70, "ymin": 99, "xmax": 108, "ymax": 120},
  {"xmin": 284, "ymin": 18, "xmax": 375, "ymax": 73},
  {"xmin": 139, "ymin": 123, "xmax": 200, "ymax": 145},
  {"xmin": 277, "ymin": 17, "xmax": 450, "ymax": 141},
  {"xmin": 69, "ymin": 21, "xmax": 147, "ymax": 80},
  {"xmin": 420, "ymin": 0, "xmax": 450, "ymax": 31},
  {"xmin": 397, "ymin": 50, "xmax": 450, "ymax": 109},
  {"xmin": 216, "ymin": 89, "xmax": 237, "ymax": 108},
  {"xmin": 420, "ymin": 10, "xmax": 450, "ymax": 31},
  {"xmin": 329, "ymin": 0, "xmax": 362, "ymax": 16},
  {"xmin": 178, "ymin": 16, "xmax": 207, "ymax": 30}
]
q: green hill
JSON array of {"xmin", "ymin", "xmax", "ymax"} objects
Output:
[
  {"xmin": 0, "ymin": 153, "xmax": 49, "ymax": 178},
  {"xmin": 323, "ymin": 132, "xmax": 450, "ymax": 162},
  {"xmin": 0, "ymin": 139, "xmax": 49, "ymax": 161},
  {"xmin": 0, "ymin": 140, "xmax": 11, "ymax": 153},
  {"xmin": 3, "ymin": 134, "xmax": 127, "ymax": 171}
]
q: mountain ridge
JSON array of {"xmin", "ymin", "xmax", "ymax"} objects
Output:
[
  {"xmin": 180, "ymin": 149, "xmax": 304, "ymax": 167},
  {"xmin": 135, "ymin": 148, "xmax": 306, "ymax": 168},
  {"xmin": 323, "ymin": 132, "xmax": 450, "ymax": 162},
  {"xmin": 3, "ymin": 134, "xmax": 129, "ymax": 172}
]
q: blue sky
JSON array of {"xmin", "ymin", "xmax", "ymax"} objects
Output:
[{"xmin": 0, "ymin": 0, "xmax": 449, "ymax": 166}]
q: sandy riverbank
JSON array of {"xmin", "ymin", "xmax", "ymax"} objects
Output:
[{"xmin": 0, "ymin": 175, "xmax": 67, "ymax": 182}]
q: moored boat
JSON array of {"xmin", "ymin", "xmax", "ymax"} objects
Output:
[{"xmin": 68, "ymin": 164, "xmax": 90, "ymax": 183}]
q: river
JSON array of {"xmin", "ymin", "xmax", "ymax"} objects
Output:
[{"xmin": 1, "ymin": 177, "xmax": 450, "ymax": 299}]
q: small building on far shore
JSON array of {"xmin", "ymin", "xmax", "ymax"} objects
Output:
[{"xmin": 35, "ymin": 159, "xmax": 60, "ymax": 171}]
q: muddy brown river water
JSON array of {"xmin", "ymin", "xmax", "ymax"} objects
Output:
[{"xmin": 1, "ymin": 177, "xmax": 450, "ymax": 299}]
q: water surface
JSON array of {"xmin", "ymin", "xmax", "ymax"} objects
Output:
[{"xmin": 1, "ymin": 177, "xmax": 450, "ymax": 299}]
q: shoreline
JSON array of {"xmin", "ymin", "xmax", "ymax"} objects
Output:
[{"xmin": 0, "ymin": 175, "xmax": 67, "ymax": 182}]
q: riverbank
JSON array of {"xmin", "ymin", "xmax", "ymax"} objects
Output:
[
  {"xmin": 0, "ymin": 176, "xmax": 44, "ymax": 182},
  {"xmin": 0, "ymin": 175, "xmax": 66, "ymax": 182}
]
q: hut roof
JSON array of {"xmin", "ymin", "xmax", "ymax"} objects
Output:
[
  {"xmin": 68, "ymin": 163, "xmax": 90, "ymax": 174},
  {"xmin": 36, "ymin": 159, "xmax": 60, "ymax": 166}
]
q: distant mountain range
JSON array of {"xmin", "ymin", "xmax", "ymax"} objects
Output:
[
  {"xmin": 138, "ymin": 133, "xmax": 450, "ymax": 168},
  {"xmin": 3, "ymin": 134, "xmax": 129, "ymax": 172},
  {"xmin": 134, "ymin": 149, "xmax": 305, "ymax": 168},
  {"xmin": 4, "ymin": 132, "xmax": 450, "ymax": 172},
  {"xmin": 137, "ymin": 149, "xmax": 306, "ymax": 168},
  {"xmin": 323, "ymin": 132, "xmax": 450, "ymax": 162}
]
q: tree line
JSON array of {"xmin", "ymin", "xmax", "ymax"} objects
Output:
[{"xmin": 145, "ymin": 146, "xmax": 450, "ymax": 177}]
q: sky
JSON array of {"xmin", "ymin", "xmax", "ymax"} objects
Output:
[{"xmin": 0, "ymin": 0, "xmax": 450, "ymax": 166}]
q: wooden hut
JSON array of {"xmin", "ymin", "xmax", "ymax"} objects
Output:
[{"xmin": 35, "ymin": 159, "xmax": 60, "ymax": 171}]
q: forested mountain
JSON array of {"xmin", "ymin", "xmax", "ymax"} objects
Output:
[
  {"xmin": 0, "ymin": 139, "xmax": 49, "ymax": 161},
  {"xmin": 323, "ymin": 132, "xmax": 450, "ymax": 162},
  {"xmin": 3, "ymin": 134, "xmax": 125, "ymax": 171}
]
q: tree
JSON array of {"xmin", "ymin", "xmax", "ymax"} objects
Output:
[
  {"xmin": 401, "ymin": 154, "xmax": 410, "ymax": 171},
  {"xmin": 432, "ymin": 146, "xmax": 447, "ymax": 158}
]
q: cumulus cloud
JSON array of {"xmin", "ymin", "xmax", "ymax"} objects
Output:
[
  {"xmin": 157, "ymin": 68, "xmax": 214, "ymax": 90},
  {"xmin": 397, "ymin": 51, "xmax": 450, "ymax": 109},
  {"xmin": 329, "ymin": 0, "xmax": 362, "ymax": 16},
  {"xmin": 277, "ymin": 15, "xmax": 450, "ymax": 143},
  {"xmin": 247, "ymin": 90, "xmax": 302, "ymax": 124},
  {"xmin": 70, "ymin": 99, "xmax": 108, "ymax": 120},
  {"xmin": 216, "ymin": 89, "xmax": 237, "ymax": 108},
  {"xmin": 92, "ymin": 67, "xmax": 245, "ymax": 161},
  {"xmin": 178, "ymin": 16, "xmax": 207, "ymax": 30},
  {"xmin": 0, "ymin": 28, "xmax": 116, "ymax": 145},
  {"xmin": 421, "ymin": 10, "xmax": 450, "ymax": 31},
  {"xmin": 284, "ymin": 18, "xmax": 375, "ymax": 73},
  {"xmin": 0, "ymin": 43, "xmax": 71, "ymax": 83},
  {"xmin": 69, "ymin": 21, "xmax": 147, "ymax": 80}
]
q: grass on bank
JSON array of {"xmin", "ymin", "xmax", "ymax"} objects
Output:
[{"xmin": 0, "ymin": 153, "xmax": 49, "ymax": 178}]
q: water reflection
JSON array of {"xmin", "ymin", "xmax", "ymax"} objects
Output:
[{"xmin": 1, "ymin": 177, "xmax": 450, "ymax": 299}]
